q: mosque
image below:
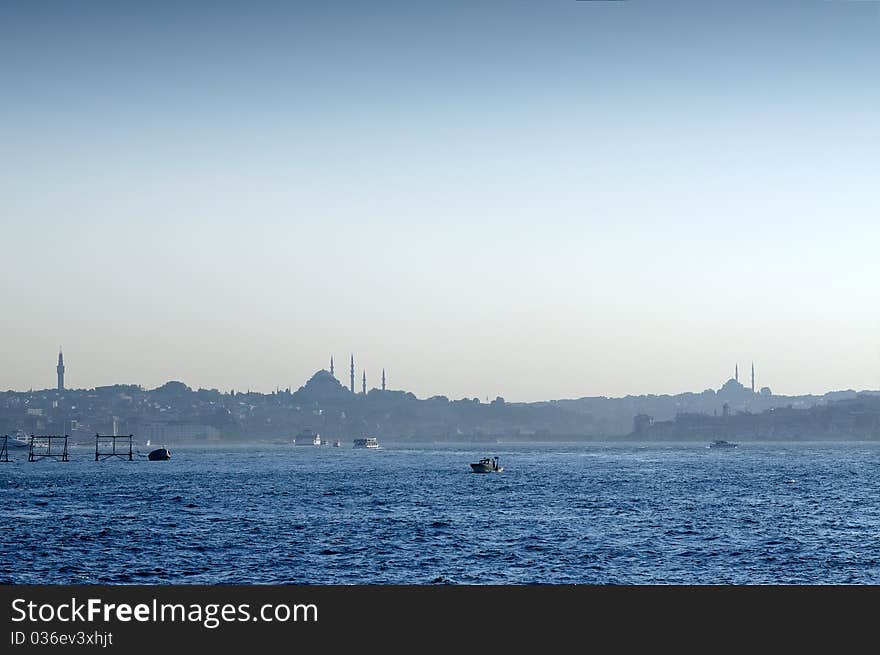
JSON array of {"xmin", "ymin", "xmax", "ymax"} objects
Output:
[{"xmin": 719, "ymin": 363, "xmax": 772, "ymax": 399}]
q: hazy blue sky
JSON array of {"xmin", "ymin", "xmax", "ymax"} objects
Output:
[{"xmin": 2, "ymin": 1, "xmax": 878, "ymax": 401}]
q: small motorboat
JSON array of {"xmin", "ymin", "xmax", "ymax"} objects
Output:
[
  {"xmin": 148, "ymin": 447, "xmax": 171, "ymax": 461},
  {"xmin": 470, "ymin": 456, "xmax": 503, "ymax": 473}
]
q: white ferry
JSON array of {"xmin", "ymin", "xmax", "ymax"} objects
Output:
[
  {"xmin": 353, "ymin": 437, "xmax": 379, "ymax": 449},
  {"xmin": 5, "ymin": 430, "xmax": 31, "ymax": 449}
]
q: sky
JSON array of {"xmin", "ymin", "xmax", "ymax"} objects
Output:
[{"xmin": 1, "ymin": 0, "xmax": 878, "ymax": 401}]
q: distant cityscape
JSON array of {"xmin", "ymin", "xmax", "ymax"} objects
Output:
[{"xmin": 2, "ymin": 351, "xmax": 879, "ymax": 444}]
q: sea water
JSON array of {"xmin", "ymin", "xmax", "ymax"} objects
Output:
[{"xmin": 2, "ymin": 441, "xmax": 880, "ymax": 584}]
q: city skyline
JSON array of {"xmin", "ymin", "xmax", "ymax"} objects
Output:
[
  {"xmin": 2, "ymin": 1, "xmax": 878, "ymax": 401},
  {"xmin": 3, "ymin": 347, "xmax": 875, "ymax": 403}
]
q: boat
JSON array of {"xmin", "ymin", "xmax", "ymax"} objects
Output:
[
  {"xmin": 147, "ymin": 447, "xmax": 171, "ymax": 461},
  {"xmin": 708, "ymin": 440, "xmax": 738, "ymax": 449},
  {"xmin": 470, "ymin": 456, "xmax": 503, "ymax": 473},
  {"xmin": 333, "ymin": 440, "xmax": 341, "ymax": 447},
  {"xmin": 5, "ymin": 431, "xmax": 31, "ymax": 449},
  {"xmin": 353, "ymin": 437, "xmax": 379, "ymax": 449},
  {"xmin": 294, "ymin": 428, "xmax": 322, "ymax": 446}
]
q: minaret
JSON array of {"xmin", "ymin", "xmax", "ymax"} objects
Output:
[
  {"xmin": 382, "ymin": 368, "xmax": 386, "ymax": 391},
  {"xmin": 751, "ymin": 362, "xmax": 755, "ymax": 393},
  {"xmin": 330, "ymin": 356, "xmax": 334, "ymax": 377},
  {"xmin": 362, "ymin": 370, "xmax": 366, "ymax": 395},
  {"xmin": 350, "ymin": 354, "xmax": 355, "ymax": 393},
  {"xmin": 56, "ymin": 348, "xmax": 65, "ymax": 391},
  {"xmin": 735, "ymin": 364, "xmax": 739, "ymax": 383}
]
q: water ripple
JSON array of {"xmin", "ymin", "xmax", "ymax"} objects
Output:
[{"xmin": 3, "ymin": 441, "xmax": 880, "ymax": 583}]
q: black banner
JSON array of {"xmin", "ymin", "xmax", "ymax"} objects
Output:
[{"xmin": 0, "ymin": 585, "xmax": 875, "ymax": 652}]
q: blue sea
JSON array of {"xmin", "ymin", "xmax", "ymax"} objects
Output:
[{"xmin": 3, "ymin": 441, "xmax": 880, "ymax": 584}]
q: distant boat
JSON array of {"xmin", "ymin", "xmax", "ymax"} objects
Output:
[
  {"xmin": 708, "ymin": 440, "xmax": 737, "ymax": 449},
  {"xmin": 470, "ymin": 456, "xmax": 503, "ymax": 473},
  {"xmin": 333, "ymin": 440, "xmax": 341, "ymax": 447},
  {"xmin": 5, "ymin": 431, "xmax": 30, "ymax": 449},
  {"xmin": 353, "ymin": 437, "xmax": 379, "ymax": 449},
  {"xmin": 294, "ymin": 428, "xmax": 322, "ymax": 446}
]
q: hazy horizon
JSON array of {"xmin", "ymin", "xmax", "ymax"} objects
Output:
[
  {"xmin": 4, "ymin": 354, "xmax": 878, "ymax": 402},
  {"xmin": 2, "ymin": 1, "xmax": 878, "ymax": 402}
]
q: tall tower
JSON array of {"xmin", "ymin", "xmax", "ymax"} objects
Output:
[
  {"xmin": 330, "ymin": 356, "xmax": 334, "ymax": 377},
  {"xmin": 751, "ymin": 362, "xmax": 755, "ymax": 393},
  {"xmin": 56, "ymin": 348, "xmax": 65, "ymax": 391},
  {"xmin": 382, "ymin": 368, "xmax": 386, "ymax": 391},
  {"xmin": 350, "ymin": 354, "xmax": 355, "ymax": 393},
  {"xmin": 735, "ymin": 364, "xmax": 739, "ymax": 383},
  {"xmin": 362, "ymin": 370, "xmax": 366, "ymax": 395}
]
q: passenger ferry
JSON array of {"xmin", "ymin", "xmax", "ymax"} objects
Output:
[
  {"xmin": 353, "ymin": 437, "xmax": 379, "ymax": 449},
  {"xmin": 708, "ymin": 439, "xmax": 738, "ymax": 449},
  {"xmin": 5, "ymin": 430, "xmax": 31, "ymax": 449}
]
